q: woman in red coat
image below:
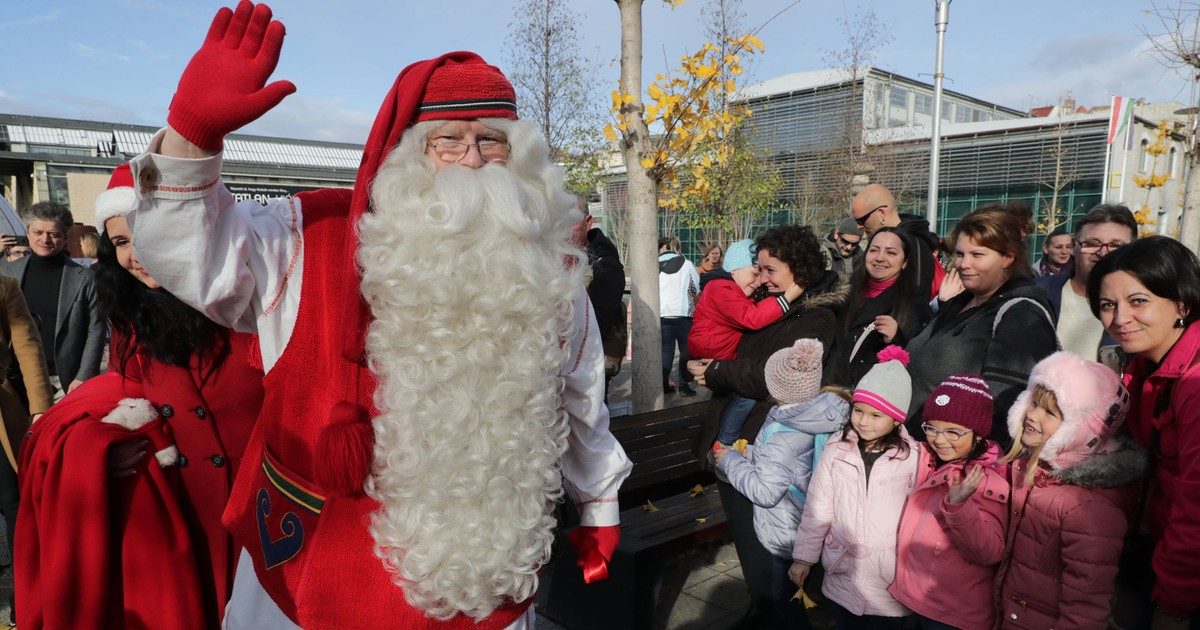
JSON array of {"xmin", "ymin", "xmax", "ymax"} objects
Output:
[
  {"xmin": 1090, "ymin": 236, "xmax": 1200, "ymax": 629},
  {"xmin": 99, "ymin": 212, "xmax": 265, "ymax": 624},
  {"xmin": 17, "ymin": 168, "xmax": 264, "ymax": 629}
]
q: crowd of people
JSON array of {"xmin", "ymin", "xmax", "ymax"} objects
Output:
[
  {"xmin": 0, "ymin": 2, "xmax": 1195, "ymax": 630},
  {"xmin": 677, "ymin": 185, "xmax": 1199, "ymax": 629}
]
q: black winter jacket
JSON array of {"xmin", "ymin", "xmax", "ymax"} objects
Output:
[
  {"xmin": 692, "ymin": 270, "xmax": 842, "ymax": 459},
  {"xmin": 895, "ymin": 213, "xmax": 941, "ymax": 300},
  {"xmin": 585, "ymin": 228, "xmax": 626, "ymax": 355},
  {"xmin": 824, "ymin": 284, "xmax": 934, "ymax": 389},
  {"xmin": 903, "ymin": 278, "xmax": 1058, "ymax": 448}
]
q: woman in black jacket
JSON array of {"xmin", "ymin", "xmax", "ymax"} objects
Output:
[
  {"xmin": 687, "ymin": 224, "xmax": 840, "ymax": 628},
  {"xmin": 825, "ymin": 227, "xmax": 932, "ymax": 388},
  {"xmin": 904, "ymin": 205, "xmax": 1058, "ymax": 448}
]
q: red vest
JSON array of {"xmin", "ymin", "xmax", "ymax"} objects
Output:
[{"xmin": 221, "ymin": 188, "xmax": 530, "ymax": 629}]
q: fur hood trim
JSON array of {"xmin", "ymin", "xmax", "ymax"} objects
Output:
[
  {"xmin": 800, "ymin": 271, "xmax": 850, "ymax": 311},
  {"xmin": 1050, "ymin": 436, "xmax": 1147, "ymax": 488},
  {"xmin": 1007, "ymin": 351, "xmax": 1130, "ymax": 471}
]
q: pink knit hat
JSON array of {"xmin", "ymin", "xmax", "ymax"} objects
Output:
[
  {"xmin": 765, "ymin": 338, "xmax": 824, "ymax": 404},
  {"xmin": 1006, "ymin": 351, "xmax": 1130, "ymax": 470}
]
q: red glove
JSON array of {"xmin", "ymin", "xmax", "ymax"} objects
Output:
[
  {"xmin": 566, "ymin": 525, "xmax": 621, "ymax": 584},
  {"xmin": 168, "ymin": 0, "xmax": 296, "ymax": 151}
]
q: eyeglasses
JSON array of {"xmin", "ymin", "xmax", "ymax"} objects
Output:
[
  {"xmin": 854, "ymin": 205, "xmax": 887, "ymax": 227},
  {"xmin": 1074, "ymin": 239, "xmax": 1130, "ymax": 254},
  {"xmin": 426, "ymin": 138, "xmax": 510, "ymax": 163},
  {"xmin": 836, "ymin": 235, "xmax": 861, "ymax": 249},
  {"xmin": 921, "ymin": 422, "xmax": 972, "ymax": 441}
]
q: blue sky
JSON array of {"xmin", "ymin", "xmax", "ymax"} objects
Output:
[{"xmin": 0, "ymin": 0, "xmax": 1189, "ymax": 143}]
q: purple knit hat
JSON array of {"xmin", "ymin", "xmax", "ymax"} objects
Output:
[{"xmin": 923, "ymin": 374, "xmax": 994, "ymax": 436}]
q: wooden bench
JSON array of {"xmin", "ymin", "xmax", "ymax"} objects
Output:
[{"xmin": 540, "ymin": 402, "xmax": 731, "ymax": 629}]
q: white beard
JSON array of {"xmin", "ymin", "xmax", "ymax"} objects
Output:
[{"xmin": 357, "ymin": 138, "xmax": 583, "ymax": 621}]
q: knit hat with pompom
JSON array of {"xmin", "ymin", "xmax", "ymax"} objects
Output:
[
  {"xmin": 852, "ymin": 346, "xmax": 912, "ymax": 422},
  {"xmin": 765, "ymin": 338, "xmax": 824, "ymax": 404}
]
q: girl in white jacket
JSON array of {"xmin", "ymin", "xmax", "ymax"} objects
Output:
[{"xmin": 789, "ymin": 346, "xmax": 919, "ymax": 628}]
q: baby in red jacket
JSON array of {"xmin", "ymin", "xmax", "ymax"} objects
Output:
[{"xmin": 689, "ymin": 239, "xmax": 804, "ymax": 445}]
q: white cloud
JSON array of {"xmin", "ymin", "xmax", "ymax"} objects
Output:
[
  {"xmin": 980, "ymin": 32, "xmax": 1195, "ymax": 109},
  {"xmin": 240, "ymin": 95, "xmax": 374, "ymax": 144},
  {"xmin": 127, "ymin": 39, "xmax": 172, "ymax": 60},
  {"xmin": 0, "ymin": 9, "xmax": 62, "ymax": 30},
  {"xmin": 73, "ymin": 43, "xmax": 132, "ymax": 63}
]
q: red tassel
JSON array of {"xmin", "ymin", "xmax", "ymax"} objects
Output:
[
  {"xmin": 567, "ymin": 525, "xmax": 621, "ymax": 583},
  {"xmin": 313, "ymin": 402, "xmax": 373, "ymax": 497}
]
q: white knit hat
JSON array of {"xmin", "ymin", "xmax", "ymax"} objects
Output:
[
  {"xmin": 765, "ymin": 338, "xmax": 824, "ymax": 404},
  {"xmin": 93, "ymin": 163, "xmax": 135, "ymax": 229},
  {"xmin": 852, "ymin": 346, "xmax": 912, "ymax": 422}
]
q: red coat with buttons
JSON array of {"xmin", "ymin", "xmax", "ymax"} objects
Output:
[
  {"xmin": 890, "ymin": 443, "xmax": 1009, "ymax": 630},
  {"xmin": 110, "ymin": 330, "xmax": 265, "ymax": 620}
]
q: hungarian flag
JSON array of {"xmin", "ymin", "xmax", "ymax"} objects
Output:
[{"xmin": 1107, "ymin": 95, "xmax": 1135, "ymax": 149}]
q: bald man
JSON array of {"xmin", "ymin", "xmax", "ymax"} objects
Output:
[{"xmin": 849, "ymin": 183, "xmax": 942, "ymax": 299}]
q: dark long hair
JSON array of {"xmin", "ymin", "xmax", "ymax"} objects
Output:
[
  {"xmin": 1087, "ymin": 236, "xmax": 1200, "ymax": 326},
  {"xmin": 96, "ymin": 232, "xmax": 230, "ymax": 373},
  {"xmin": 841, "ymin": 227, "xmax": 920, "ymax": 332}
]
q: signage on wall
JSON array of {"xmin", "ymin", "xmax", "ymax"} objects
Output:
[{"xmin": 225, "ymin": 183, "xmax": 328, "ymax": 205}]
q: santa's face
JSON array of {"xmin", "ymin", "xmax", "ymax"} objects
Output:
[{"xmin": 424, "ymin": 120, "xmax": 510, "ymax": 169}]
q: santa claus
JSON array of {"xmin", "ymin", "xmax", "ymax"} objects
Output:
[{"xmin": 124, "ymin": 1, "xmax": 631, "ymax": 628}]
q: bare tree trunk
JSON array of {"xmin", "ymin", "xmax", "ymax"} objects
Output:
[
  {"xmin": 1183, "ymin": 142, "xmax": 1200, "ymax": 251},
  {"xmin": 616, "ymin": 0, "xmax": 664, "ymax": 413}
]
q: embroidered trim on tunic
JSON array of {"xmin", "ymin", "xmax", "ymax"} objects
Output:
[{"xmin": 263, "ymin": 198, "xmax": 303, "ymax": 316}]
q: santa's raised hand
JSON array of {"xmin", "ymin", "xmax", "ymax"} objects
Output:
[{"xmin": 166, "ymin": 1, "xmax": 295, "ymax": 154}]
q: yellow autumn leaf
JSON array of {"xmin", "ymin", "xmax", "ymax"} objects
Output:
[
  {"xmin": 643, "ymin": 500, "xmax": 659, "ymax": 513},
  {"xmin": 640, "ymin": 157, "xmax": 655, "ymax": 169},
  {"xmin": 725, "ymin": 79, "xmax": 737, "ymax": 92},
  {"xmin": 791, "ymin": 587, "xmax": 818, "ymax": 609},
  {"xmin": 690, "ymin": 484, "xmax": 706, "ymax": 497},
  {"xmin": 695, "ymin": 516, "xmax": 708, "ymax": 524},
  {"xmin": 732, "ymin": 439, "xmax": 749, "ymax": 454},
  {"xmin": 603, "ymin": 123, "xmax": 617, "ymax": 142},
  {"xmin": 621, "ymin": 92, "xmax": 637, "ymax": 105}
]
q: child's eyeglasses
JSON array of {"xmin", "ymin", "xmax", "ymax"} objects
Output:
[{"xmin": 921, "ymin": 422, "xmax": 971, "ymax": 441}]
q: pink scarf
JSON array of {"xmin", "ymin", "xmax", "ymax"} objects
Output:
[{"xmin": 863, "ymin": 275, "xmax": 897, "ymax": 299}]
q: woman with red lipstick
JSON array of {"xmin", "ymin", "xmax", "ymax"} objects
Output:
[
  {"xmin": 903, "ymin": 207, "xmax": 1058, "ymax": 448},
  {"xmin": 1089, "ymin": 236, "xmax": 1200, "ymax": 629}
]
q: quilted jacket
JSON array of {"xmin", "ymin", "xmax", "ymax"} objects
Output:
[{"xmin": 995, "ymin": 439, "xmax": 1146, "ymax": 629}]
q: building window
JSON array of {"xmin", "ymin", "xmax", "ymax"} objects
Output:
[
  {"xmin": 942, "ymin": 104, "xmax": 953, "ymax": 121},
  {"xmin": 1140, "ymin": 139, "xmax": 1152, "ymax": 172},
  {"xmin": 1170, "ymin": 146, "xmax": 1178, "ymax": 176},
  {"xmin": 888, "ymin": 87, "xmax": 909, "ymax": 126},
  {"xmin": 971, "ymin": 109, "xmax": 989, "ymax": 122},
  {"xmin": 915, "ymin": 93, "xmax": 933, "ymax": 116},
  {"xmin": 955, "ymin": 106, "xmax": 971, "ymax": 123}
]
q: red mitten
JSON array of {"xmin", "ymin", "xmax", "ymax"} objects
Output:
[
  {"xmin": 566, "ymin": 525, "xmax": 621, "ymax": 583},
  {"xmin": 168, "ymin": 0, "xmax": 297, "ymax": 151}
]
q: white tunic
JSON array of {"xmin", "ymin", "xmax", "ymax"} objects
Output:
[{"xmin": 128, "ymin": 129, "xmax": 632, "ymax": 629}]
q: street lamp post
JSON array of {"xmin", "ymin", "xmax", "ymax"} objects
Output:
[{"xmin": 926, "ymin": 0, "xmax": 951, "ymax": 231}]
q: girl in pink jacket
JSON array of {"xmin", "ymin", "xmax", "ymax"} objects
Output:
[
  {"xmin": 996, "ymin": 351, "xmax": 1147, "ymax": 629},
  {"xmin": 890, "ymin": 374, "xmax": 1010, "ymax": 630},
  {"xmin": 790, "ymin": 346, "xmax": 918, "ymax": 627}
]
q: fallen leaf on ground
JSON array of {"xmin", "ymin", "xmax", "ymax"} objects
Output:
[
  {"xmin": 643, "ymin": 500, "xmax": 659, "ymax": 513},
  {"xmin": 695, "ymin": 516, "xmax": 708, "ymax": 524},
  {"xmin": 791, "ymin": 587, "xmax": 818, "ymax": 609},
  {"xmin": 689, "ymin": 484, "xmax": 705, "ymax": 497}
]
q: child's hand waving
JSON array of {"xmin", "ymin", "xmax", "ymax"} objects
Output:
[{"xmin": 946, "ymin": 465, "xmax": 984, "ymax": 504}]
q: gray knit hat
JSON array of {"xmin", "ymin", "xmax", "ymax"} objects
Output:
[
  {"xmin": 766, "ymin": 338, "xmax": 824, "ymax": 404},
  {"xmin": 851, "ymin": 346, "xmax": 912, "ymax": 422}
]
